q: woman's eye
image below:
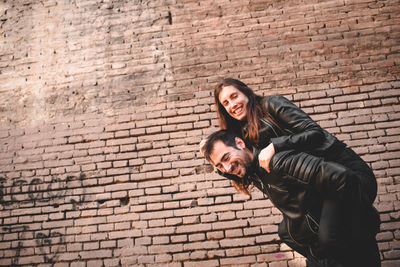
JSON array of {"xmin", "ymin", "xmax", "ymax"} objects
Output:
[{"xmin": 232, "ymin": 94, "xmax": 237, "ymax": 99}]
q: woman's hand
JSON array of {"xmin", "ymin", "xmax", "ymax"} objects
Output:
[{"xmin": 258, "ymin": 143, "xmax": 275, "ymax": 173}]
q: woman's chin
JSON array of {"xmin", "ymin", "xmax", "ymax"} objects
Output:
[
  {"xmin": 238, "ymin": 115, "xmax": 246, "ymax": 121},
  {"xmin": 232, "ymin": 114, "xmax": 246, "ymax": 121}
]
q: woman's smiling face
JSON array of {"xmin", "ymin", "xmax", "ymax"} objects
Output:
[{"xmin": 218, "ymin": 85, "xmax": 249, "ymax": 121}]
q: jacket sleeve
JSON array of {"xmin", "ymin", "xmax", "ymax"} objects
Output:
[
  {"xmin": 270, "ymin": 150, "xmax": 349, "ymax": 198},
  {"xmin": 265, "ymin": 95, "xmax": 325, "ymax": 153}
]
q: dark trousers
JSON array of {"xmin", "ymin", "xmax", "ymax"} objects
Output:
[
  {"xmin": 279, "ymin": 201, "xmax": 381, "ymax": 267},
  {"xmin": 317, "ymin": 197, "xmax": 381, "ymax": 267},
  {"xmin": 278, "ymin": 147, "xmax": 381, "ymax": 267}
]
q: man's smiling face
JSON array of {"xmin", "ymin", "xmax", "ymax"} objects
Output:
[{"xmin": 209, "ymin": 138, "xmax": 253, "ymax": 178}]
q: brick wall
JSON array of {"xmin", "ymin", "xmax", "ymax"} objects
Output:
[{"xmin": 0, "ymin": 0, "xmax": 399, "ymax": 266}]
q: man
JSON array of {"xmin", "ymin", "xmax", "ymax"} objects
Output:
[{"xmin": 201, "ymin": 130, "xmax": 381, "ymax": 267}]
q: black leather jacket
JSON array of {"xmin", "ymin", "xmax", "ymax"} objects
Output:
[
  {"xmin": 219, "ymin": 147, "xmax": 349, "ymax": 246},
  {"xmin": 252, "ymin": 148, "xmax": 349, "ymax": 246},
  {"xmin": 253, "ymin": 95, "xmax": 346, "ymax": 159},
  {"xmin": 240, "ymin": 95, "xmax": 349, "ymax": 245}
]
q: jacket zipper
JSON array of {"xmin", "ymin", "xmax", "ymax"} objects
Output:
[
  {"xmin": 268, "ymin": 184, "xmax": 288, "ymax": 193},
  {"xmin": 285, "ymin": 216, "xmax": 306, "ymax": 247},
  {"xmin": 305, "ymin": 213, "xmax": 319, "ymax": 234},
  {"xmin": 260, "ymin": 118, "xmax": 279, "ymax": 138}
]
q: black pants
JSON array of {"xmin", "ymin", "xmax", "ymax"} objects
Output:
[
  {"xmin": 329, "ymin": 147, "xmax": 377, "ymax": 206},
  {"xmin": 279, "ymin": 203, "xmax": 381, "ymax": 266},
  {"xmin": 278, "ymin": 147, "xmax": 381, "ymax": 267},
  {"xmin": 317, "ymin": 197, "xmax": 381, "ymax": 267}
]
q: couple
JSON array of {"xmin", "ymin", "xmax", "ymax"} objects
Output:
[{"xmin": 200, "ymin": 78, "xmax": 381, "ymax": 267}]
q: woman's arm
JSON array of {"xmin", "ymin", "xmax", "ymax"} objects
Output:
[{"xmin": 265, "ymin": 95, "xmax": 325, "ymax": 153}]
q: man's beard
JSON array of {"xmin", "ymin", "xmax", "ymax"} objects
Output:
[{"xmin": 235, "ymin": 151, "xmax": 253, "ymax": 178}]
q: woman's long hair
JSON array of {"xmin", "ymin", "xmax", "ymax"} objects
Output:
[
  {"xmin": 214, "ymin": 78, "xmax": 286, "ymax": 195},
  {"xmin": 214, "ymin": 78, "xmax": 267, "ymax": 144}
]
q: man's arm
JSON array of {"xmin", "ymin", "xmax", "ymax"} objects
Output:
[{"xmin": 269, "ymin": 150, "xmax": 350, "ymax": 199}]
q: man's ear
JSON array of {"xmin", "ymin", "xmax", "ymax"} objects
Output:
[
  {"xmin": 199, "ymin": 139, "xmax": 207, "ymax": 156},
  {"xmin": 234, "ymin": 137, "xmax": 246, "ymax": 149}
]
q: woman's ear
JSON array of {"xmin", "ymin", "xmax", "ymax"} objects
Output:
[{"xmin": 234, "ymin": 137, "xmax": 246, "ymax": 149}]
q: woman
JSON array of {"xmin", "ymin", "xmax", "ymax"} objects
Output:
[{"xmin": 212, "ymin": 78, "xmax": 381, "ymax": 266}]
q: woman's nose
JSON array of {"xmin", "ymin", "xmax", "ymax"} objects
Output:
[{"xmin": 227, "ymin": 100, "xmax": 237, "ymax": 111}]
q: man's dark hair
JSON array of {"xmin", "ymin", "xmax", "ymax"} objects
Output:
[
  {"xmin": 203, "ymin": 130, "xmax": 241, "ymax": 162},
  {"xmin": 202, "ymin": 130, "xmax": 254, "ymax": 196}
]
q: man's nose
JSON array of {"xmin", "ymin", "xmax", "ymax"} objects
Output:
[{"xmin": 222, "ymin": 162, "xmax": 232, "ymax": 172}]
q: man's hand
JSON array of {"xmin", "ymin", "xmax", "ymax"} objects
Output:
[{"xmin": 258, "ymin": 143, "xmax": 275, "ymax": 173}]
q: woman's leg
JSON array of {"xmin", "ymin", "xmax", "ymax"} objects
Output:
[
  {"xmin": 330, "ymin": 148, "xmax": 380, "ymax": 239},
  {"xmin": 329, "ymin": 147, "xmax": 377, "ymax": 206},
  {"xmin": 318, "ymin": 197, "xmax": 347, "ymax": 258},
  {"xmin": 318, "ymin": 196, "xmax": 381, "ymax": 267},
  {"xmin": 304, "ymin": 148, "xmax": 381, "ymax": 266}
]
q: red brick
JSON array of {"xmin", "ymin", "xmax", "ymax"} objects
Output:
[
  {"xmin": 136, "ymin": 118, "xmax": 167, "ymax": 128},
  {"xmin": 106, "ymin": 137, "xmax": 137, "ymax": 146},
  {"xmin": 148, "ymin": 244, "xmax": 183, "ymax": 254},
  {"xmin": 155, "ymin": 253, "xmax": 173, "ymax": 263},
  {"xmin": 105, "ymin": 122, "xmax": 136, "ymax": 132},
  {"xmin": 79, "ymin": 249, "xmax": 112, "ymax": 259},
  {"xmin": 257, "ymin": 251, "xmax": 294, "ymax": 262},
  {"xmin": 130, "ymin": 128, "xmax": 146, "ymax": 136},
  {"xmin": 176, "ymin": 223, "xmax": 212, "ymax": 234},
  {"xmin": 220, "ymin": 255, "xmax": 257, "ymax": 265},
  {"xmin": 106, "ymin": 167, "xmax": 130, "ymax": 176},
  {"xmin": 174, "ymin": 207, "xmax": 207, "ymax": 217},
  {"xmin": 16, "ymin": 256, "xmax": 44, "ymax": 265},
  {"xmin": 208, "ymin": 202, "xmax": 244, "ymax": 212},
  {"xmin": 142, "ymin": 227, "xmax": 175, "ymax": 237},
  {"xmin": 74, "ymin": 217, "xmax": 106, "ymax": 226},
  {"xmin": 109, "ymin": 229, "xmax": 142, "ymax": 239},
  {"xmin": 165, "ymin": 217, "xmax": 182, "ymax": 226},
  {"xmin": 225, "ymin": 228, "xmax": 243, "ymax": 238}
]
